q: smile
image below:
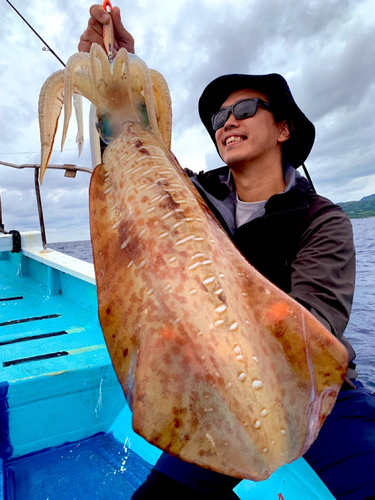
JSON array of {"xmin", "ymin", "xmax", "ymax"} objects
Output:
[{"xmin": 225, "ymin": 136, "xmax": 245, "ymax": 146}]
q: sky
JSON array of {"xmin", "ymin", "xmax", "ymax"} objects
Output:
[{"xmin": 1, "ymin": 0, "xmax": 374, "ymax": 242}]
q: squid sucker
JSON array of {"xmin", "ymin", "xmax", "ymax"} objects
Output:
[{"xmin": 39, "ymin": 44, "xmax": 348, "ymax": 481}]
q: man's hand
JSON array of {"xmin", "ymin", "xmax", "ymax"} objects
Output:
[{"xmin": 78, "ymin": 4, "xmax": 135, "ymax": 55}]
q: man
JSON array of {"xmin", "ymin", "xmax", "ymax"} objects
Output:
[{"xmin": 79, "ymin": 6, "xmax": 375, "ymax": 499}]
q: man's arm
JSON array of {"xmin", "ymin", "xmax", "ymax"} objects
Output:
[{"xmin": 290, "ymin": 207, "xmax": 355, "ymax": 340}]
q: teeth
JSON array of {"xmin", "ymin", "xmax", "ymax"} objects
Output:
[{"xmin": 225, "ymin": 136, "xmax": 244, "ymax": 146}]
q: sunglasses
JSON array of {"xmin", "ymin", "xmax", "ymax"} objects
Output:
[{"xmin": 211, "ymin": 98, "xmax": 272, "ymax": 131}]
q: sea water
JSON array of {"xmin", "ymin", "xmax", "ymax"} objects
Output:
[
  {"xmin": 345, "ymin": 218, "xmax": 375, "ymax": 391},
  {"xmin": 49, "ymin": 217, "xmax": 375, "ymax": 391}
]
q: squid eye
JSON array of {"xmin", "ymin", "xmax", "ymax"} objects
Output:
[
  {"xmin": 95, "ymin": 111, "xmax": 114, "ymax": 144},
  {"xmin": 137, "ymin": 102, "xmax": 150, "ymax": 128}
]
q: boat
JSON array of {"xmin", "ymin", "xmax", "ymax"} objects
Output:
[{"xmin": 0, "ymin": 162, "xmax": 335, "ymax": 499}]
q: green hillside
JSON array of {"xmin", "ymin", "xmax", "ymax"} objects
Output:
[{"xmin": 338, "ymin": 194, "xmax": 375, "ymax": 218}]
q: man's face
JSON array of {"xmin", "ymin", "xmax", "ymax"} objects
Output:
[{"xmin": 214, "ymin": 88, "xmax": 288, "ymax": 169}]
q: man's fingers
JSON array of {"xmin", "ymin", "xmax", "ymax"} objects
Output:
[
  {"xmin": 112, "ymin": 7, "xmax": 135, "ymax": 53},
  {"xmin": 111, "ymin": 6, "xmax": 123, "ymax": 32},
  {"xmin": 78, "ymin": 23, "xmax": 105, "ymax": 52},
  {"xmin": 78, "ymin": 40, "xmax": 93, "ymax": 53},
  {"xmin": 89, "ymin": 4, "xmax": 110, "ymax": 24},
  {"xmin": 87, "ymin": 17, "xmax": 104, "ymax": 36},
  {"xmin": 78, "ymin": 7, "xmax": 108, "ymax": 53}
]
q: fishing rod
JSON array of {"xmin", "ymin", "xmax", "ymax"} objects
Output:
[{"xmin": 5, "ymin": 0, "xmax": 66, "ymax": 67}]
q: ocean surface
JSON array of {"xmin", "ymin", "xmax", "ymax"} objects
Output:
[{"xmin": 49, "ymin": 217, "xmax": 375, "ymax": 391}]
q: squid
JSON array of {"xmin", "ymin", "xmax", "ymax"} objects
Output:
[{"xmin": 38, "ymin": 43, "xmax": 348, "ymax": 481}]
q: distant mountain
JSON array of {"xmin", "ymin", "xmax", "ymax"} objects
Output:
[
  {"xmin": 360, "ymin": 193, "xmax": 375, "ymax": 201},
  {"xmin": 338, "ymin": 194, "xmax": 375, "ymax": 218}
]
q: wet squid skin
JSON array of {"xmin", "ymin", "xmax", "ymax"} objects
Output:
[
  {"xmin": 89, "ymin": 125, "xmax": 347, "ymax": 480},
  {"xmin": 39, "ymin": 45, "xmax": 348, "ymax": 481}
]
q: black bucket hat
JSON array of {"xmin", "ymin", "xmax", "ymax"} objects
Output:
[{"xmin": 198, "ymin": 73, "xmax": 315, "ymax": 168}]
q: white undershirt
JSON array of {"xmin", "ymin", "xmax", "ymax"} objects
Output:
[{"xmin": 235, "ymin": 193, "xmax": 266, "ymax": 228}]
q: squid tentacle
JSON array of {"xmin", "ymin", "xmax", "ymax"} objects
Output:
[
  {"xmin": 127, "ymin": 56, "xmax": 165, "ymax": 148},
  {"xmin": 90, "ymin": 43, "xmax": 112, "ymax": 95},
  {"xmin": 73, "ymin": 94, "xmax": 84, "ymax": 157},
  {"xmin": 39, "ymin": 69, "xmax": 65, "ymax": 180},
  {"xmin": 62, "ymin": 52, "xmax": 91, "ymax": 152},
  {"xmin": 150, "ymin": 69, "xmax": 172, "ymax": 150},
  {"xmin": 112, "ymin": 49, "xmax": 140, "ymax": 125}
]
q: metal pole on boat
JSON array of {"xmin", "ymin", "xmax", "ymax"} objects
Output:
[
  {"xmin": 34, "ymin": 168, "xmax": 47, "ymax": 250},
  {"xmin": 1, "ymin": 162, "xmax": 92, "ymax": 250},
  {"xmin": 0, "ymin": 196, "xmax": 5, "ymax": 233}
]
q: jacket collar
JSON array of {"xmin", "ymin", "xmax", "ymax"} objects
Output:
[
  {"xmin": 194, "ymin": 164, "xmax": 301, "ymax": 201},
  {"xmin": 190, "ymin": 164, "xmax": 313, "ymax": 235}
]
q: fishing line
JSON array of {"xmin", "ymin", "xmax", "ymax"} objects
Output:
[{"xmin": 5, "ymin": 0, "xmax": 66, "ymax": 67}]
